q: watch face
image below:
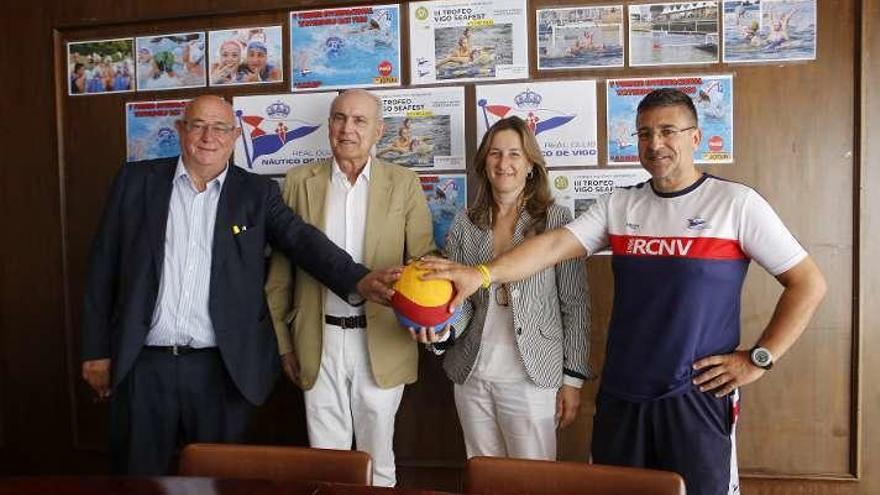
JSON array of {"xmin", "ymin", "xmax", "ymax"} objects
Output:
[{"xmin": 752, "ymin": 347, "xmax": 772, "ymax": 367}]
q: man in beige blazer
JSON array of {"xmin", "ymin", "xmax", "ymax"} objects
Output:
[{"xmin": 265, "ymin": 89, "xmax": 435, "ymax": 487}]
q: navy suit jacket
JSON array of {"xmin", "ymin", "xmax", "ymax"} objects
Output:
[{"xmin": 81, "ymin": 157, "xmax": 369, "ymax": 405}]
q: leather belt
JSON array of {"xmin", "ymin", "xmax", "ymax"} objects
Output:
[
  {"xmin": 324, "ymin": 314, "xmax": 367, "ymax": 329},
  {"xmin": 145, "ymin": 345, "xmax": 216, "ymax": 356}
]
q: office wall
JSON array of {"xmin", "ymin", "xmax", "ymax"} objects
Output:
[{"xmin": 0, "ymin": 1, "xmax": 877, "ymax": 493}]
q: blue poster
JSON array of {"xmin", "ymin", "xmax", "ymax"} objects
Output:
[
  {"xmin": 290, "ymin": 4, "xmax": 401, "ymax": 91},
  {"xmin": 420, "ymin": 174, "xmax": 467, "ymax": 250},
  {"xmin": 125, "ymin": 99, "xmax": 189, "ymax": 162},
  {"xmin": 606, "ymin": 75, "xmax": 734, "ymax": 165}
]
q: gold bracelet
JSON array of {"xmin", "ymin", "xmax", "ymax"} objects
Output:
[{"xmin": 475, "ymin": 264, "xmax": 492, "ymax": 289}]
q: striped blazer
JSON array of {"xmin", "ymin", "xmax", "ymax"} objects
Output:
[{"xmin": 441, "ymin": 204, "xmax": 592, "ymax": 388}]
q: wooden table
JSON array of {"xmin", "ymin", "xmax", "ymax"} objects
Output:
[{"xmin": 0, "ymin": 476, "xmax": 460, "ymax": 495}]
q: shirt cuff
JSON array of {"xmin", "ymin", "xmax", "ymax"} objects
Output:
[{"xmin": 563, "ymin": 375, "xmax": 584, "ymax": 389}]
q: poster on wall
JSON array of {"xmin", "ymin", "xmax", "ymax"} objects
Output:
[
  {"xmin": 536, "ymin": 5, "xmax": 624, "ymax": 70},
  {"xmin": 208, "ymin": 26, "xmax": 284, "ymax": 86},
  {"xmin": 290, "ymin": 4, "xmax": 402, "ymax": 91},
  {"xmin": 135, "ymin": 32, "xmax": 207, "ymax": 91},
  {"xmin": 409, "ymin": 0, "xmax": 529, "ymax": 85},
  {"xmin": 475, "ymin": 80, "xmax": 598, "ymax": 167},
  {"xmin": 372, "ymin": 87, "xmax": 466, "ymax": 170},
  {"xmin": 233, "ymin": 93, "xmax": 336, "ymax": 175},
  {"xmin": 125, "ymin": 99, "xmax": 189, "ymax": 162},
  {"xmin": 67, "ymin": 38, "xmax": 134, "ymax": 95},
  {"xmin": 606, "ymin": 75, "xmax": 733, "ymax": 165},
  {"xmin": 549, "ymin": 168, "xmax": 650, "ymax": 219},
  {"xmin": 419, "ymin": 174, "xmax": 467, "ymax": 250},
  {"xmin": 628, "ymin": 2, "xmax": 719, "ymax": 67},
  {"xmin": 722, "ymin": 0, "xmax": 816, "ymax": 63}
]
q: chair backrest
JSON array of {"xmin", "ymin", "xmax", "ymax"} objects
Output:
[
  {"xmin": 178, "ymin": 443, "xmax": 373, "ymax": 485},
  {"xmin": 464, "ymin": 456, "xmax": 686, "ymax": 495}
]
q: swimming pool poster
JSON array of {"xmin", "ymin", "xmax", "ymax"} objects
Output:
[
  {"xmin": 409, "ymin": 0, "xmax": 529, "ymax": 85},
  {"xmin": 371, "ymin": 87, "xmax": 466, "ymax": 170},
  {"xmin": 536, "ymin": 6, "xmax": 624, "ymax": 70},
  {"xmin": 723, "ymin": 0, "xmax": 816, "ymax": 63},
  {"xmin": 549, "ymin": 168, "xmax": 650, "ymax": 219},
  {"xmin": 606, "ymin": 75, "xmax": 734, "ymax": 165},
  {"xmin": 290, "ymin": 4, "xmax": 402, "ymax": 91},
  {"xmin": 420, "ymin": 174, "xmax": 467, "ymax": 250},
  {"xmin": 628, "ymin": 2, "xmax": 719, "ymax": 67},
  {"xmin": 233, "ymin": 93, "xmax": 336, "ymax": 175},
  {"xmin": 208, "ymin": 26, "xmax": 284, "ymax": 86},
  {"xmin": 475, "ymin": 80, "xmax": 599, "ymax": 167},
  {"xmin": 125, "ymin": 99, "xmax": 189, "ymax": 161},
  {"xmin": 135, "ymin": 32, "xmax": 207, "ymax": 91}
]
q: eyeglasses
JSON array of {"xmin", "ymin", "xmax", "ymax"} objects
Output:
[
  {"xmin": 495, "ymin": 284, "xmax": 509, "ymax": 307},
  {"xmin": 631, "ymin": 126, "xmax": 696, "ymax": 142},
  {"xmin": 182, "ymin": 120, "xmax": 236, "ymax": 136}
]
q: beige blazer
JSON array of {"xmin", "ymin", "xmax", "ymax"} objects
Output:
[{"xmin": 265, "ymin": 159, "xmax": 436, "ymax": 390}]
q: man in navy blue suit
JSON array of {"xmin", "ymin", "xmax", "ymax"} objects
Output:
[{"xmin": 80, "ymin": 95, "xmax": 396, "ymax": 474}]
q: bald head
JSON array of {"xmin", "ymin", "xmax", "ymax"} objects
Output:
[
  {"xmin": 331, "ymin": 89, "xmax": 383, "ymax": 121},
  {"xmin": 176, "ymin": 95, "xmax": 240, "ymax": 179}
]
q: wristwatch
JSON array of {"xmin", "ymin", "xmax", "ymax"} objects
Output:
[{"xmin": 749, "ymin": 345, "xmax": 774, "ymax": 370}]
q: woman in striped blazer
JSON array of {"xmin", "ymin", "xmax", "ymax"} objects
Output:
[{"xmin": 439, "ymin": 117, "xmax": 591, "ymax": 460}]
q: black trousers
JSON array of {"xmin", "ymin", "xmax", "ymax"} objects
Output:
[
  {"xmin": 110, "ymin": 347, "xmax": 253, "ymax": 475},
  {"xmin": 591, "ymin": 388, "xmax": 736, "ymax": 495}
]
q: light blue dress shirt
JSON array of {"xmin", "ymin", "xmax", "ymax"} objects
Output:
[{"xmin": 145, "ymin": 158, "xmax": 228, "ymax": 348}]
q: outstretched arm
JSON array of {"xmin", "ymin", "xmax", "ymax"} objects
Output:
[{"xmin": 421, "ymin": 227, "xmax": 587, "ymax": 311}]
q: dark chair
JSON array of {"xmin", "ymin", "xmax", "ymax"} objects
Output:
[
  {"xmin": 178, "ymin": 443, "xmax": 373, "ymax": 485},
  {"xmin": 464, "ymin": 456, "xmax": 686, "ymax": 495}
]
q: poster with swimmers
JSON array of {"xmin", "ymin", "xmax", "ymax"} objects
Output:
[
  {"xmin": 475, "ymin": 80, "xmax": 599, "ymax": 167},
  {"xmin": 723, "ymin": 0, "xmax": 816, "ymax": 63},
  {"xmin": 125, "ymin": 99, "xmax": 189, "ymax": 162},
  {"xmin": 606, "ymin": 75, "xmax": 734, "ymax": 165},
  {"xmin": 67, "ymin": 38, "xmax": 134, "ymax": 96},
  {"xmin": 628, "ymin": 2, "xmax": 719, "ymax": 67},
  {"xmin": 289, "ymin": 4, "xmax": 401, "ymax": 91},
  {"xmin": 208, "ymin": 26, "xmax": 283, "ymax": 86},
  {"xmin": 135, "ymin": 32, "xmax": 206, "ymax": 91},
  {"xmin": 409, "ymin": 0, "xmax": 529, "ymax": 85},
  {"xmin": 371, "ymin": 87, "xmax": 466, "ymax": 170},
  {"xmin": 536, "ymin": 6, "xmax": 624, "ymax": 70},
  {"xmin": 419, "ymin": 174, "xmax": 467, "ymax": 250},
  {"xmin": 549, "ymin": 168, "xmax": 650, "ymax": 219},
  {"xmin": 233, "ymin": 93, "xmax": 336, "ymax": 175}
]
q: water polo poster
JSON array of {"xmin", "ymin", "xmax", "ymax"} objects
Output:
[{"xmin": 125, "ymin": 99, "xmax": 189, "ymax": 162}]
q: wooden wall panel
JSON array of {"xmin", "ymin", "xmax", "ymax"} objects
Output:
[{"xmin": 0, "ymin": 1, "xmax": 877, "ymax": 493}]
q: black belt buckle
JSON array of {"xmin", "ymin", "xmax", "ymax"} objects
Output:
[{"xmin": 325, "ymin": 314, "xmax": 366, "ymax": 329}]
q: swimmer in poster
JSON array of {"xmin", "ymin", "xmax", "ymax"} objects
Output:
[
  {"xmin": 723, "ymin": 0, "xmax": 816, "ymax": 63},
  {"xmin": 419, "ymin": 174, "xmax": 467, "ymax": 250},
  {"xmin": 476, "ymin": 80, "xmax": 598, "ymax": 167},
  {"xmin": 290, "ymin": 4, "xmax": 401, "ymax": 91},
  {"xmin": 536, "ymin": 6, "xmax": 624, "ymax": 70},
  {"xmin": 628, "ymin": 2, "xmax": 719, "ymax": 67},
  {"xmin": 125, "ymin": 99, "xmax": 189, "ymax": 161},
  {"xmin": 409, "ymin": 0, "xmax": 528, "ymax": 85},
  {"xmin": 233, "ymin": 93, "xmax": 336, "ymax": 175},
  {"xmin": 208, "ymin": 26, "xmax": 283, "ymax": 86},
  {"xmin": 136, "ymin": 32, "xmax": 206, "ymax": 91},
  {"xmin": 372, "ymin": 87, "xmax": 465, "ymax": 169},
  {"xmin": 606, "ymin": 75, "xmax": 733, "ymax": 165},
  {"xmin": 67, "ymin": 38, "xmax": 134, "ymax": 95}
]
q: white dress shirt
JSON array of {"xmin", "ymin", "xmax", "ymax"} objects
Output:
[{"xmin": 323, "ymin": 158, "xmax": 371, "ymax": 318}]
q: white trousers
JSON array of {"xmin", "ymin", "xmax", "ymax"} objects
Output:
[
  {"xmin": 454, "ymin": 376, "xmax": 558, "ymax": 461},
  {"xmin": 304, "ymin": 324, "xmax": 405, "ymax": 487}
]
